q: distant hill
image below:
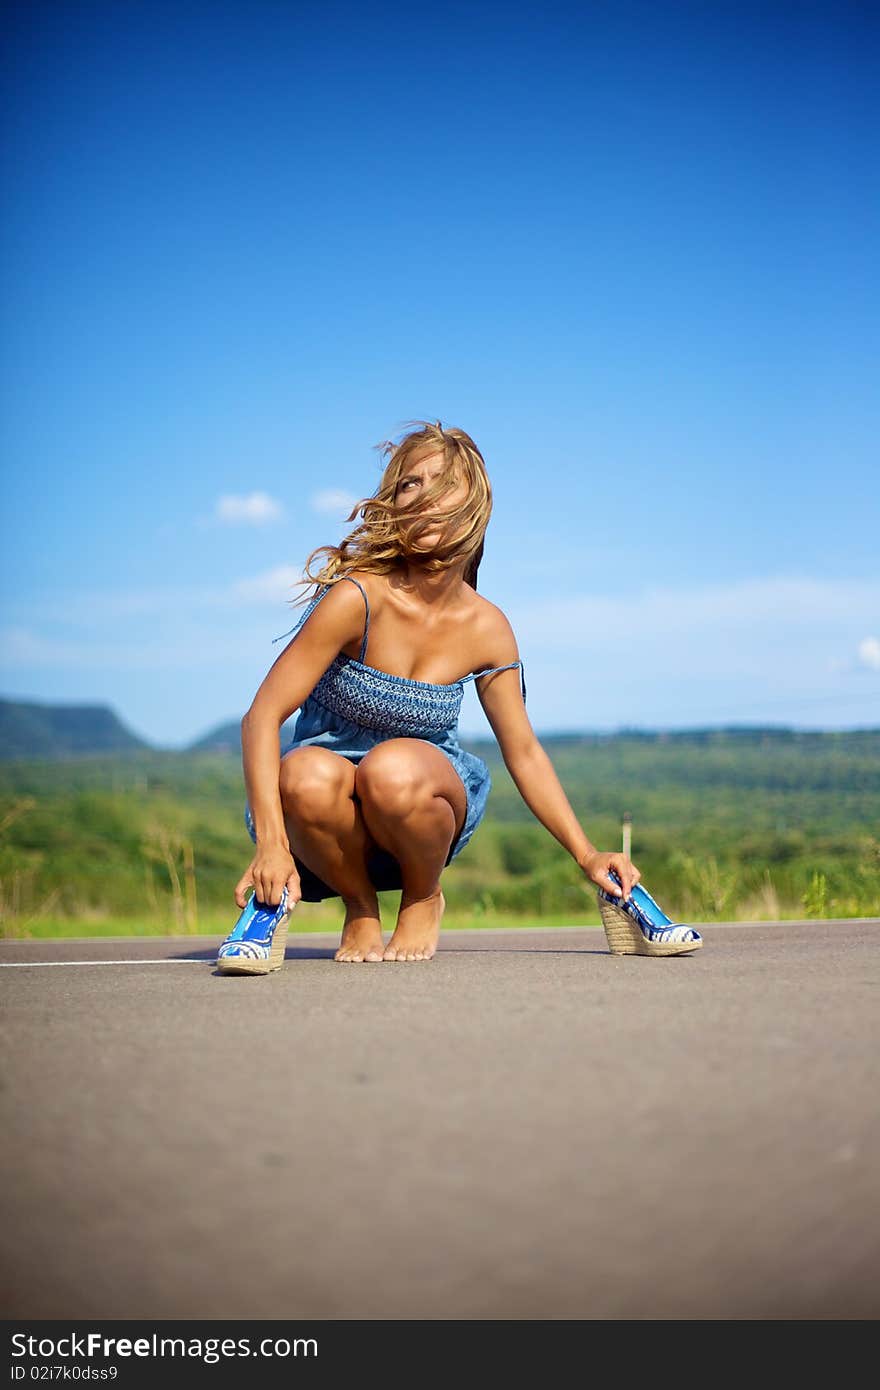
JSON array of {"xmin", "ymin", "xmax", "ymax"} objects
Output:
[
  {"xmin": 186, "ymin": 716, "xmax": 298, "ymax": 755},
  {"xmin": 0, "ymin": 698, "xmax": 153, "ymax": 760},
  {"xmin": 3, "ymin": 694, "xmax": 878, "ymax": 762},
  {"xmin": 185, "ymin": 718, "xmax": 241, "ymax": 754}
]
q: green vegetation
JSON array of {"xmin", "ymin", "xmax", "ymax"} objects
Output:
[{"xmin": 1, "ymin": 728, "xmax": 878, "ymax": 937}]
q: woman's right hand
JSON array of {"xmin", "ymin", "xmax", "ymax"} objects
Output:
[{"xmin": 234, "ymin": 846, "xmax": 302, "ymax": 910}]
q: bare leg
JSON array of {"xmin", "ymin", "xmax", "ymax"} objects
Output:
[
  {"xmin": 279, "ymin": 747, "xmax": 384, "ymax": 962},
  {"xmin": 354, "ymin": 740, "xmax": 467, "ymax": 962}
]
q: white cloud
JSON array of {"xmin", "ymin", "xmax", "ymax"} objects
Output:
[
  {"xmin": 514, "ymin": 575, "xmax": 880, "ymax": 650},
  {"xmin": 311, "ymin": 488, "xmax": 360, "ymax": 518},
  {"xmin": 7, "ymin": 567, "xmax": 312, "ymax": 629},
  {"xmin": 4, "ymin": 574, "xmax": 879, "ymax": 735},
  {"xmin": 2, "ymin": 627, "xmax": 54, "ymax": 664},
  {"xmin": 214, "ymin": 492, "xmax": 285, "ymax": 524},
  {"xmin": 231, "ymin": 565, "xmax": 306, "ymax": 605},
  {"xmin": 858, "ymin": 636, "xmax": 880, "ymax": 671},
  {"xmin": 0, "ymin": 626, "xmax": 237, "ymax": 670}
]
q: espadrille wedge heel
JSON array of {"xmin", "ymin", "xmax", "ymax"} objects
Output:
[
  {"xmin": 597, "ymin": 871, "xmax": 702, "ymax": 957},
  {"xmin": 216, "ymin": 887, "xmax": 293, "ymax": 975}
]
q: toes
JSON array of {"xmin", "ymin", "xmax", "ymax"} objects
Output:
[
  {"xmin": 382, "ymin": 937, "xmax": 438, "ymax": 961},
  {"xmin": 382, "ymin": 940, "xmax": 437, "ymax": 961},
  {"xmin": 338, "ymin": 939, "xmax": 386, "ymax": 962}
]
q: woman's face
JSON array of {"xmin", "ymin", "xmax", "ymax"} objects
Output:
[{"xmin": 394, "ymin": 450, "xmax": 469, "ymax": 550}]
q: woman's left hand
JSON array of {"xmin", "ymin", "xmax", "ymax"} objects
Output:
[{"xmin": 580, "ymin": 850, "xmax": 641, "ymax": 900}]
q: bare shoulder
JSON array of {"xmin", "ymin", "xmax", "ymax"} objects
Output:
[
  {"xmin": 300, "ymin": 571, "xmax": 369, "ymax": 637},
  {"xmin": 339, "ymin": 569, "xmax": 382, "ymax": 613},
  {"xmin": 342, "ymin": 568, "xmax": 378, "ymax": 589},
  {"xmin": 469, "ymin": 590, "xmax": 520, "ymax": 666}
]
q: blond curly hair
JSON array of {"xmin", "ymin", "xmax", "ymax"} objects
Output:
[{"xmin": 287, "ymin": 419, "xmax": 493, "ymax": 612}]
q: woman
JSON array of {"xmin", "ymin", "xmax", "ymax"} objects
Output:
[{"xmin": 234, "ymin": 419, "xmax": 641, "ymax": 964}]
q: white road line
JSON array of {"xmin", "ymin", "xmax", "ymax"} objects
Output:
[{"xmin": 0, "ymin": 959, "xmax": 208, "ymax": 968}]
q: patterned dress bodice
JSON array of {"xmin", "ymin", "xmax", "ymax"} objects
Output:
[
  {"xmin": 310, "ymin": 654, "xmax": 467, "ymax": 735},
  {"xmin": 271, "ymin": 575, "xmax": 526, "ymax": 739}
]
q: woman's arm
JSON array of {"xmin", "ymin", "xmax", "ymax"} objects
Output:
[
  {"xmin": 241, "ymin": 581, "xmax": 366, "ymax": 849},
  {"xmin": 473, "ymin": 609, "xmax": 640, "ymax": 898}
]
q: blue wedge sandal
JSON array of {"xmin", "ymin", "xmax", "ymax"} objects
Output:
[
  {"xmin": 597, "ymin": 870, "xmax": 702, "ymax": 957},
  {"xmin": 216, "ymin": 887, "xmax": 293, "ymax": 975}
]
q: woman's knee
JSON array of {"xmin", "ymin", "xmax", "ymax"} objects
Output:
[
  {"xmin": 279, "ymin": 747, "xmax": 354, "ymax": 822},
  {"xmin": 355, "ymin": 743, "xmax": 447, "ymax": 821}
]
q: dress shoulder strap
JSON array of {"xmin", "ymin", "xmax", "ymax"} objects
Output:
[
  {"xmin": 272, "ymin": 575, "xmax": 370, "ymax": 663},
  {"xmin": 460, "ymin": 659, "xmax": 527, "ymax": 705},
  {"xmin": 337, "ymin": 575, "xmax": 370, "ymax": 662}
]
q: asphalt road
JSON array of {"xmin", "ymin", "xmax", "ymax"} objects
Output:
[{"xmin": 1, "ymin": 920, "xmax": 878, "ymax": 1321}]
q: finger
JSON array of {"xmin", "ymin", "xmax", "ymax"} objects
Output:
[
  {"xmin": 234, "ymin": 875, "xmax": 253, "ymax": 909},
  {"xmin": 613, "ymin": 867, "xmax": 630, "ymax": 897},
  {"xmin": 612, "ymin": 858, "xmax": 633, "ymax": 897}
]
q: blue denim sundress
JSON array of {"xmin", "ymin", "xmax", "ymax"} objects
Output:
[{"xmin": 244, "ymin": 575, "xmax": 527, "ymax": 901}]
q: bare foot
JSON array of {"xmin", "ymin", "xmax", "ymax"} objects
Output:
[
  {"xmin": 335, "ymin": 899, "xmax": 384, "ymax": 963},
  {"xmin": 382, "ymin": 888, "xmax": 445, "ymax": 962}
]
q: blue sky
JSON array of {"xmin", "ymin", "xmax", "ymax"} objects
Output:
[{"xmin": 1, "ymin": 0, "xmax": 878, "ymax": 749}]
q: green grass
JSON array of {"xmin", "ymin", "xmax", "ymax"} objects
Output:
[
  {"xmin": 2, "ymin": 730, "xmax": 879, "ymax": 938},
  {"xmin": 14, "ymin": 910, "xmax": 606, "ymax": 939}
]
